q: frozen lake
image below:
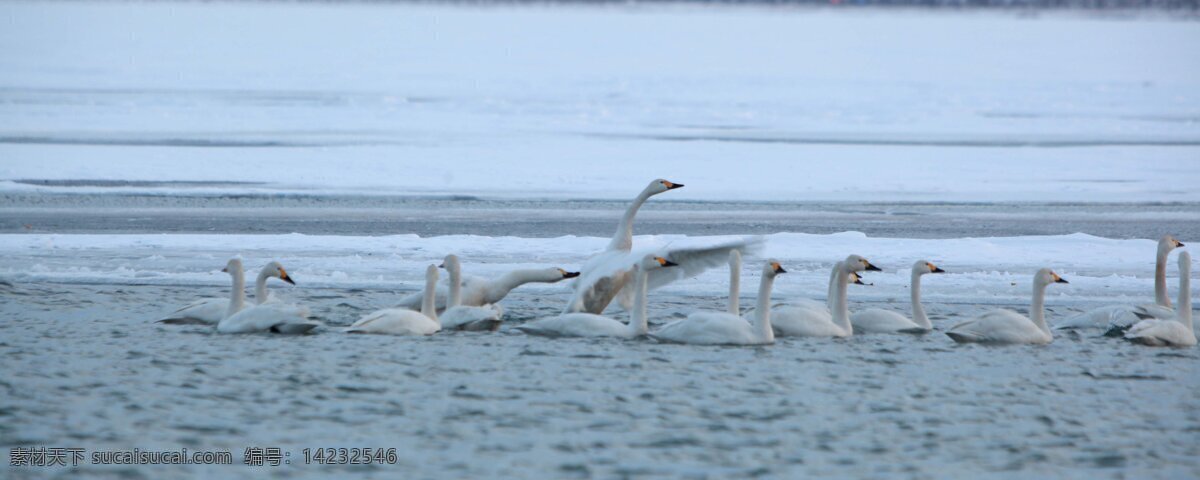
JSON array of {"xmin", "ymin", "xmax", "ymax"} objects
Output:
[{"xmin": 2, "ymin": 1, "xmax": 1199, "ymax": 478}]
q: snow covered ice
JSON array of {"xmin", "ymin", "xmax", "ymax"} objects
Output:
[{"xmin": 1, "ymin": 1, "xmax": 1199, "ymax": 478}]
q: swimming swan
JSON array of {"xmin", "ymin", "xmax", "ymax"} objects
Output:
[
  {"xmin": 946, "ymin": 268, "xmax": 1069, "ymax": 345},
  {"xmin": 394, "ymin": 265, "xmax": 579, "ymax": 312},
  {"xmin": 157, "ymin": 261, "xmax": 294, "ymax": 325},
  {"xmin": 1125, "ymin": 251, "xmax": 1195, "ymax": 347},
  {"xmin": 851, "ymin": 260, "xmax": 944, "ymax": 334},
  {"xmin": 516, "ymin": 255, "xmax": 677, "ymax": 338},
  {"xmin": 216, "ymin": 258, "xmax": 319, "ymax": 334},
  {"xmin": 565, "ymin": 179, "xmax": 761, "ymax": 314},
  {"xmin": 649, "ymin": 260, "xmax": 787, "ymax": 346},
  {"xmin": 346, "ymin": 265, "xmax": 441, "ymax": 336},
  {"xmin": 772, "ymin": 255, "xmax": 880, "ymax": 337},
  {"xmin": 1055, "ymin": 234, "xmax": 1183, "ymax": 331},
  {"xmin": 437, "ymin": 254, "xmax": 504, "ymax": 332}
]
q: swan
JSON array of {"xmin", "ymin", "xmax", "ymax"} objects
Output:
[
  {"xmin": 851, "ymin": 260, "xmax": 945, "ymax": 334},
  {"xmin": 215, "ymin": 258, "xmax": 319, "ymax": 334},
  {"xmin": 946, "ymin": 268, "xmax": 1069, "ymax": 345},
  {"xmin": 649, "ymin": 259, "xmax": 787, "ymax": 346},
  {"xmin": 771, "ymin": 255, "xmax": 881, "ymax": 337},
  {"xmin": 566, "ymin": 179, "xmax": 762, "ymax": 314},
  {"xmin": 393, "ymin": 266, "xmax": 579, "ymax": 312},
  {"xmin": 157, "ymin": 261, "xmax": 294, "ymax": 325},
  {"xmin": 346, "ymin": 265, "xmax": 441, "ymax": 336},
  {"xmin": 437, "ymin": 255, "xmax": 504, "ymax": 332},
  {"xmin": 1054, "ymin": 234, "xmax": 1184, "ymax": 331},
  {"xmin": 516, "ymin": 255, "xmax": 677, "ymax": 338},
  {"xmin": 1125, "ymin": 251, "xmax": 1195, "ymax": 347}
]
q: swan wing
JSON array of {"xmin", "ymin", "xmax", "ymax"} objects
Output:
[
  {"xmin": 440, "ymin": 305, "xmax": 503, "ymax": 331},
  {"xmin": 851, "ymin": 308, "xmax": 920, "ymax": 334},
  {"xmin": 1132, "ymin": 303, "xmax": 1175, "ymax": 320},
  {"xmin": 650, "ymin": 312, "xmax": 755, "ymax": 345},
  {"xmin": 345, "ymin": 309, "xmax": 439, "ymax": 335},
  {"xmin": 948, "ymin": 309, "xmax": 1048, "ymax": 344},
  {"xmin": 516, "ymin": 313, "xmax": 630, "ymax": 338},
  {"xmin": 1125, "ymin": 319, "xmax": 1197, "ymax": 347},
  {"xmin": 157, "ymin": 298, "xmax": 228, "ymax": 325},
  {"xmin": 217, "ymin": 303, "xmax": 313, "ymax": 334},
  {"xmin": 770, "ymin": 306, "xmax": 845, "ymax": 337}
]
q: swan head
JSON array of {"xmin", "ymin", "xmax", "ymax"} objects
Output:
[
  {"xmin": 425, "ymin": 264, "xmax": 440, "ymax": 282},
  {"xmin": 648, "ymin": 178, "xmax": 684, "ymax": 195},
  {"xmin": 641, "ymin": 255, "xmax": 679, "ymax": 270},
  {"xmin": 1160, "ymin": 235, "xmax": 1185, "ymax": 254},
  {"xmin": 556, "ymin": 268, "xmax": 581, "ymax": 279},
  {"xmin": 763, "ymin": 260, "xmax": 787, "ymax": 276},
  {"xmin": 264, "ymin": 261, "xmax": 295, "ymax": 285},
  {"xmin": 221, "ymin": 257, "xmax": 243, "ymax": 275},
  {"xmin": 438, "ymin": 254, "xmax": 461, "ymax": 271},
  {"xmin": 914, "ymin": 260, "xmax": 945, "ymax": 275},
  {"xmin": 1035, "ymin": 268, "xmax": 1069, "ymax": 287},
  {"xmin": 844, "ymin": 255, "xmax": 881, "ymax": 273}
]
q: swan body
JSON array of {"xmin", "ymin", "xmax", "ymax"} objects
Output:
[
  {"xmin": 347, "ymin": 265, "xmax": 441, "ymax": 336},
  {"xmin": 1125, "ymin": 251, "xmax": 1195, "ymax": 347},
  {"xmin": 394, "ymin": 267, "xmax": 579, "ymax": 312},
  {"xmin": 158, "ymin": 261, "xmax": 295, "ymax": 325},
  {"xmin": 1055, "ymin": 235, "xmax": 1184, "ymax": 331},
  {"xmin": 650, "ymin": 260, "xmax": 787, "ymax": 346},
  {"xmin": 772, "ymin": 255, "xmax": 880, "ymax": 337},
  {"xmin": 851, "ymin": 260, "xmax": 944, "ymax": 334},
  {"xmin": 947, "ymin": 268, "xmax": 1068, "ymax": 345},
  {"xmin": 437, "ymin": 255, "xmax": 504, "ymax": 331},
  {"xmin": 518, "ymin": 255, "xmax": 675, "ymax": 338},
  {"xmin": 215, "ymin": 259, "xmax": 319, "ymax": 334}
]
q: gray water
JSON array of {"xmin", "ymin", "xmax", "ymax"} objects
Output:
[{"xmin": 2, "ymin": 279, "xmax": 1198, "ymax": 479}]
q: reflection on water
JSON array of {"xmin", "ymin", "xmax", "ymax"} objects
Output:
[{"xmin": 3, "ymin": 282, "xmax": 1197, "ymax": 478}]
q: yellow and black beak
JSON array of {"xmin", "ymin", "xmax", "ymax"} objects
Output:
[
  {"xmin": 663, "ymin": 180, "xmax": 684, "ymax": 190},
  {"xmin": 852, "ymin": 276, "xmax": 866, "ymax": 285},
  {"xmin": 1052, "ymin": 273, "xmax": 1068, "ymax": 284},
  {"xmin": 864, "ymin": 262, "xmax": 881, "ymax": 272},
  {"xmin": 772, "ymin": 262, "xmax": 787, "ymax": 274},
  {"xmin": 656, "ymin": 257, "xmax": 680, "ymax": 267},
  {"xmin": 930, "ymin": 264, "xmax": 945, "ymax": 273},
  {"xmin": 279, "ymin": 269, "xmax": 295, "ymax": 285},
  {"xmin": 563, "ymin": 271, "xmax": 581, "ymax": 278},
  {"xmin": 1178, "ymin": 241, "xmax": 1186, "ymax": 248}
]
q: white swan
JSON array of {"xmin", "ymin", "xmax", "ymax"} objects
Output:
[
  {"xmin": 437, "ymin": 255, "xmax": 504, "ymax": 332},
  {"xmin": 157, "ymin": 261, "xmax": 294, "ymax": 325},
  {"xmin": 1125, "ymin": 251, "xmax": 1195, "ymax": 347},
  {"xmin": 393, "ymin": 266, "xmax": 579, "ymax": 312},
  {"xmin": 516, "ymin": 255, "xmax": 677, "ymax": 338},
  {"xmin": 946, "ymin": 268, "xmax": 1068, "ymax": 345},
  {"xmin": 649, "ymin": 260, "xmax": 787, "ymax": 346},
  {"xmin": 772, "ymin": 255, "xmax": 881, "ymax": 337},
  {"xmin": 851, "ymin": 260, "xmax": 944, "ymax": 334},
  {"xmin": 1055, "ymin": 234, "xmax": 1184, "ymax": 331},
  {"xmin": 565, "ymin": 178, "xmax": 762, "ymax": 314},
  {"xmin": 346, "ymin": 265, "xmax": 441, "ymax": 336},
  {"xmin": 216, "ymin": 258, "xmax": 319, "ymax": 334}
]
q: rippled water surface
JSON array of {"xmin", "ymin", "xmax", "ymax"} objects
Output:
[{"xmin": 3, "ymin": 282, "xmax": 1197, "ymax": 479}]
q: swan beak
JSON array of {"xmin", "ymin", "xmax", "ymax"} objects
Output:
[
  {"xmin": 438, "ymin": 263, "xmax": 445, "ymax": 268},
  {"xmin": 1178, "ymin": 241, "xmax": 1185, "ymax": 248},
  {"xmin": 563, "ymin": 271, "xmax": 581, "ymax": 278},
  {"xmin": 664, "ymin": 180, "xmax": 684, "ymax": 190},
  {"xmin": 279, "ymin": 269, "xmax": 296, "ymax": 285},
  {"xmin": 221, "ymin": 267, "xmax": 228, "ymax": 273},
  {"xmin": 865, "ymin": 262, "xmax": 882, "ymax": 272},
  {"xmin": 656, "ymin": 257, "xmax": 680, "ymax": 267},
  {"xmin": 853, "ymin": 277, "xmax": 866, "ymax": 285},
  {"xmin": 932, "ymin": 266, "xmax": 945, "ymax": 273},
  {"xmin": 772, "ymin": 262, "xmax": 787, "ymax": 274},
  {"xmin": 1055, "ymin": 277, "xmax": 1069, "ymax": 284}
]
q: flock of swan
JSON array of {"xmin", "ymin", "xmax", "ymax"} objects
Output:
[{"xmin": 157, "ymin": 179, "xmax": 1196, "ymax": 348}]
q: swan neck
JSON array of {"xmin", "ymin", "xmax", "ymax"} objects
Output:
[
  {"xmin": 1155, "ymin": 248, "xmax": 1172, "ymax": 308},
  {"xmin": 422, "ymin": 273, "xmax": 439, "ymax": 323},
  {"xmin": 826, "ymin": 262, "xmax": 840, "ymax": 311},
  {"xmin": 448, "ymin": 262, "xmax": 463, "ymax": 308},
  {"xmin": 1031, "ymin": 281, "xmax": 1050, "ymax": 336},
  {"xmin": 630, "ymin": 268, "xmax": 650, "ymax": 336},
  {"xmin": 489, "ymin": 270, "xmax": 541, "ymax": 301},
  {"xmin": 607, "ymin": 188, "xmax": 652, "ymax": 251},
  {"xmin": 226, "ymin": 270, "xmax": 245, "ymax": 319},
  {"xmin": 728, "ymin": 256, "xmax": 741, "ymax": 315},
  {"xmin": 911, "ymin": 270, "xmax": 929, "ymax": 329},
  {"xmin": 254, "ymin": 269, "xmax": 269, "ymax": 305},
  {"xmin": 831, "ymin": 264, "xmax": 852, "ymax": 334},
  {"xmin": 1179, "ymin": 259, "xmax": 1192, "ymax": 332},
  {"xmin": 754, "ymin": 272, "xmax": 775, "ymax": 343}
]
